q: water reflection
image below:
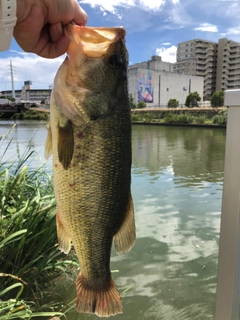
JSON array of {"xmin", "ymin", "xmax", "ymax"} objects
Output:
[
  {"xmin": 0, "ymin": 120, "xmax": 48, "ymax": 170},
  {"xmin": 0, "ymin": 122, "xmax": 225, "ymax": 319},
  {"xmin": 132, "ymin": 125, "xmax": 225, "ymax": 183}
]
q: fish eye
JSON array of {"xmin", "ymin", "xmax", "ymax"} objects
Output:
[{"xmin": 109, "ymin": 55, "xmax": 122, "ymax": 68}]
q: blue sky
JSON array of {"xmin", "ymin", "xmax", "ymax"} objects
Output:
[{"xmin": 1, "ymin": 0, "xmax": 240, "ymax": 92}]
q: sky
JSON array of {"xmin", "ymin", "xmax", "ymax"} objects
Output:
[{"xmin": 0, "ymin": 0, "xmax": 240, "ymax": 92}]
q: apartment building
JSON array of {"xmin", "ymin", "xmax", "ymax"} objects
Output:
[
  {"xmin": 216, "ymin": 38, "xmax": 240, "ymax": 91},
  {"xmin": 174, "ymin": 39, "xmax": 218, "ymax": 100},
  {"xmin": 174, "ymin": 38, "xmax": 240, "ymax": 101}
]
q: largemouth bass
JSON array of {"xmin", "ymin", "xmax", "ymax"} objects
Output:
[{"xmin": 45, "ymin": 23, "xmax": 135, "ymax": 317}]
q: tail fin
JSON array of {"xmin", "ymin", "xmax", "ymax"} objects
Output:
[{"xmin": 76, "ymin": 272, "xmax": 122, "ymax": 317}]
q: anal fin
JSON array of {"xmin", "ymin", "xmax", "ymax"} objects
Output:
[
  {"xmin": 56, "ymin": 210, "xmax": 71, "ymax": 254},
  {"xmin": 114, "ymin": 193, "xmax": 136, "ymax": 255}
]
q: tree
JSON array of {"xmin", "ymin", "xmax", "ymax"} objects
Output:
[
  {"xmin": 168, "ymin": 98, "xmax": 179, "ymax": 108},
  {"xmin": 129, "ymin": 94, "xmax": 137, "ymax": 109},
  {"xmin": 185, "ymin": 91, "xmax": 201, "ymax": 108},
  {"xmin": 210, "ymin": 90, "xmax": 224, "ymax": 107}
]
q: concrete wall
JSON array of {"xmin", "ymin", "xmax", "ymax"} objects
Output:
[
  {"xmin": 128, "ymin": 67, "xmax": 204, "ymax": 107},
  {"xmin": 128, "ymin": 68, "xmax": 139, "ymax": 102},
  {"xmin": 129, "ymin": 55, "xmax": 174, "ymax": 73}
]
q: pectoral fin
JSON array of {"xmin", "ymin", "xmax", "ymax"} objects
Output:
[
  {"xmin": 58, "ymin": 118, "xmax": 74, "ymax": 170},
  {"xmin": 44, "ymin": 122, "xmax": 52, "ymax": 160},
  {"xmin": 56, "ymin": 210, "xmax": 71, "ymax": 254},
  {"xmin": 114, "ymin": 193, "xmax": 136, "ymax": 255}
]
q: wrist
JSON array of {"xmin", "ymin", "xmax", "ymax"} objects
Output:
[{"xmin": 0, "ymin": 0, "xmax": 17, "ymax": 51}]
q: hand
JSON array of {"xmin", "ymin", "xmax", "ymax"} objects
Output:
[{"xmin": 13, "ymin": 0, "xmax": 88, "ymax": 58}]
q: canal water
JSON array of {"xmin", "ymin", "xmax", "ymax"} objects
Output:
[{"xmin": 0, "ymin": 121, "xmax": 226, "ymax": 320}]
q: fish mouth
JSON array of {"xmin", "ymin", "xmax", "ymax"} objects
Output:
[{"xmin": 64, "ymin": 23, "xmax": 126, "ymax": 58}]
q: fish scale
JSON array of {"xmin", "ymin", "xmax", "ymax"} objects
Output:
[{"xmin": 45, "ymin": 23, "xmax": 135, "ymax": 317}]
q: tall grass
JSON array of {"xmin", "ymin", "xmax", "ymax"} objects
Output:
[
  {"xmin": 131, "ymin": 110, "xmax": 228, "ymax": 125},
  {"xmin": 0, "ymin": 277, "xmax": 65, "ymax": 319},
  {"xmin": 0, "ymin": 131, "xmax": 77, "ymax": 319}
]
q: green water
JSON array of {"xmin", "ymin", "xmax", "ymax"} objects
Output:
[{"xmin": 0, "ymin": 122, "xmax": 226, "ymax": 319}]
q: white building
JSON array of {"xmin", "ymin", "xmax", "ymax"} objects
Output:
[
  {"xmin": 128, "ymin": 56, "xmax": 204, "ymax": 107},
  {"xmin": 0, "ymin": 81, "xmax": 52, "ymax": 104}
]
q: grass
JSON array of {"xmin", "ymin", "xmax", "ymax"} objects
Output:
[
  {"xmin": 131, "ymin": 110, "xmax": 227, "ymax": 125},
  {"xmin": 0, "ymin": 279, "xmax": 65, "ymax": 319},
  {"xmin": 0, "ymin": 134, "xmax": 78, "ymax": 319}
]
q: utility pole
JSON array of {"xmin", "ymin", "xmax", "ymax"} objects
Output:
[{"xmin": 10, "ymin": 60, "xmax": 15, "ymax": 99}]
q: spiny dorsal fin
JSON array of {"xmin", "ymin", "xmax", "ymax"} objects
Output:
[
  {"xmin": 113, "ymin": 193, "xmax": 136, "ymax": 255},
  {"xmin": 57, "ymin": 119, "xmax": 74, "ymax": 170}
]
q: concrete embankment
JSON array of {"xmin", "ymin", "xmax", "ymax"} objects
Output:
[
  {"xmin": 131, "ymin": 107, "xmax": 227, "ymax": 127},
  {"xmin": 131, "ymin": 107, "xmax": 227, "ymax": 119}
]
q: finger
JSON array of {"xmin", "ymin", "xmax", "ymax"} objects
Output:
[
  {"xmin": 73, "ymin": 2, "xmax": 88, "ymax": 26},
  {"xmin": 37, "ymin": 36, "xmax": 70, "ymax": 59},
  {"xmin": 50, "ymin": 22, "xmax": 64, "ymax": 43}
]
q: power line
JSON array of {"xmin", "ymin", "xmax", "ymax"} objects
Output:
[{"xmin": 10, "ymin": 61, "xmax": 15, "ymax": 99}]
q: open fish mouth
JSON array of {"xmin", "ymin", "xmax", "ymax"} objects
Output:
[{"xmin": 64, "ymin": 23, "xmax": 126, "ymax": 58}]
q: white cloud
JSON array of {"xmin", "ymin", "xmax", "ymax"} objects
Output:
[
  {"xmin": 166, "ymin": 4, "xmax": 192, "ymax": 27},
  {"xmin": 172, "ymin": 0, "xmax": 180, "ymax": 3},
  {"xmin": 80, "ymin": 0, "xmax": 165, "ymax": 13},
  {"xmin": 0, "ymin": 52, "xmax": 63, "ymax": 91},
  {"xmin": 227, "ymin": 27, "xmax": 240, "ymax": 35},
  {"xmin": 155, "ymin": 45, "xmax": 177, "ymax": 63},
  {"xmin": 139, "ymin": 0, "xmax": 166, "ymax": 10},
  {"xmin": 194, "ymin": 23, "xmax": 218, "ymax": 32}
]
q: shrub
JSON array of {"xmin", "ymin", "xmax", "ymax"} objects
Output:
[
  {"xmin": 129, "ymin": 94, "xmax": 137, "ymax": 109},
  {"xmin": 210, "ymin": 90, "xmax": 224, "ymax": 107},
  {"xmin": 143, "ymin": 112, "xmax": 153, "ymax": 122},
  {"xmin": 211, "ymin": 110, "xmax": 227, "ymax": 125},
  {"xmin": 195, "ymin": 115, "xmax": 206, "ymax": 124},
  {"xmin": 131, "ymin": 114, "xmax": 142, "ymax": 121},
  {"xmin": 163, "ymin": 112, "xmax": 179, "ymax": 123},
  {"xmin": 167, "ymin": 98, "xmax": 179, "ymax": 108},
  {"xmin": 137, "ymin": 101, "xmax": 147, "ymax": 109},
  {"xmin": 11, "ymin": 110, "xmax": 49, "ymax": 121},
  {"xmin": 185, "ymin": 92, "xmax": 201, "ymax": 108},
  {"xmin": 177, "ymin": 113, "xmax": 193, "ymax": 123}
]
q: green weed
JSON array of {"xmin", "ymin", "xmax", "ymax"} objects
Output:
[{"xmin": 0, "ymin": 133, "xmax": 77, "ymax": 318}]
